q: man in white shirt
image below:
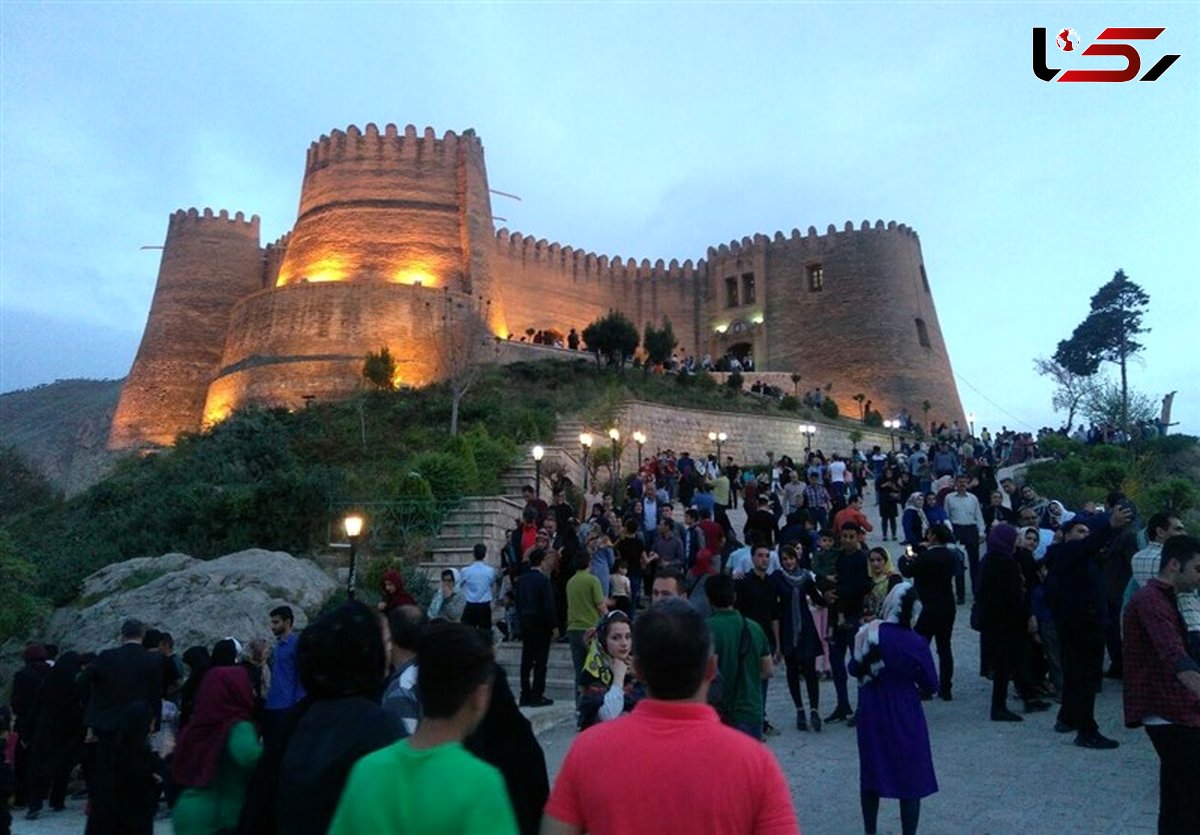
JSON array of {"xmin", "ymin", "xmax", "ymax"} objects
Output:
[
  {"xmin": 460, "ymin": 543, "xmax": 498, "ymax": 638},
  {"xmin": 944, "ymin": 476, "xmax": 986, "ymax": 600}
]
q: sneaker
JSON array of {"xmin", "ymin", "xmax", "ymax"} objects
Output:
[
  {"xmin": 1053, "ymin": 720, "xmax": 1076, "ymax": 734},
  {"xmin": 990, "ymin": 709, "xmax": 1024, "ymax": 722},
  {"xmin": 809, "ymin": 710, "xmax": 823, "ymax": 733},
  {"xmin": 824, "ymin": 707, "xmax": 851, "ymax": 723},
  {"xmin": 530, "ymin": 696, "xmax": 554, "ymax": 707},
  {"xmin": 1075, "ymin": 732, "xmax": 1119, "ymax": 750},
  {"xmin": 796, "ymin": 710, "xmax": 808, "ymax": 732},
  {"xmin": 1024, "ymin": 699, "xmax": 1052, "ymax": 713}
]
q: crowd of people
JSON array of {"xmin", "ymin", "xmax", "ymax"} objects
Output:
[{"xmin": 3, "ymin": 428, "xmax": 1197, "ymax": 834}]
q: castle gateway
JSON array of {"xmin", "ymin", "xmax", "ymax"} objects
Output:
[{"xmin": 109, "ymin": 123, "xmax": 965, "ymax": 449}]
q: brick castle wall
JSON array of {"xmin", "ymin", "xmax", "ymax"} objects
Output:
[{"xmin": 109, "ymin": 123, "xmax": 966, "ymax": 449}]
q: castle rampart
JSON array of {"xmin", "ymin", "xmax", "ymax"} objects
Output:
[{"xmin": 109, "ymin": 124, "xmax": 965, "ymax": 450}]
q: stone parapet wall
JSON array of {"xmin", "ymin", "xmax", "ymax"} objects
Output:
[{"xmin": 596, "ymin": 400, "xmax": 905, "ymax": 473}]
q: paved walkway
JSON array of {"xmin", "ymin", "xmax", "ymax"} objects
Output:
[{"xmin": 533, "ymin": 494, "xmax": 1162, "ymax": 835}]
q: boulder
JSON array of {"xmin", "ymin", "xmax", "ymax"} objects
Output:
[{"xmin": 44, "ymin": 549, "xmax": 338, "ymax": 654}]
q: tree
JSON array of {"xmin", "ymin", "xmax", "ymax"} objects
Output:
[
  {"xmin": 581, "ymin": 310, "xmax": 640, "ymax": 370},
  {"xmin": 431, "ymin": 291, "xmax": 499, "ymax": 436},
  {"xmin": 1081, "ymin": 379, "xmax": 1156, "ymax": 428},
  {"xmin": 362, "ymin": 346, "xmax": 397, "ymax": 391},
  {"xmin": 642, "ymin": 316, "xmax": 678, "ymax": 372},
  {"xmin": 1053, "ymin": 269, "xmax": 1150, "ymax": 431},
  {"xmin": 1033, "ymin": 356, "xmax": 1096, "ymax": 431},
  {"xmin": 853, "ymin": 393, "xmax": 866, "ymax": 421},
  {"xmin": 790, "ymin": 373, "xmax": 801, "ymax": 397},
  {"xmin": 848, "ymin": 429, "xmax": 864, "ymax": 452}
]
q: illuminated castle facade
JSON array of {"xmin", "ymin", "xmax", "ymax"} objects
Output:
[{"xmin": 109, "ymin": 123, "xmax": 964, "ymax": 449}]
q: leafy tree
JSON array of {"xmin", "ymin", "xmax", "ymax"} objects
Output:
[
  {"xmin": 852, "ymin": 393, "xmax": 866, "ymax": 421},
  {"xmin": 362, "ymin": 346, "xmax": 397, "ymax": 391},
  {"xmin": 790, "ymin": 373, "xmax": 802, "ymax": 397},
  {"xmin": 848, "ymin": 429, "xmax": 864, "ymax": 451},
  {"xmin": 642, "ymin": 317, "xmax": 678, "ymax": 372},
  {"xmin": 1054, "ymin": 269, "xmax": 1150, "ymax": 430},
  {"xmin": 1081, "ymin": 379, "xmax": 1157, "ymax": 427},
  {"xmin": 581, "ymin": 310, "xmax": 640, "ymax": 369},
  {"xmin": 1033, "ymin": 356, "xmax": 1096, "ymax": 431}
]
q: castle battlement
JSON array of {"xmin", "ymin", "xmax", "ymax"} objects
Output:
[
  {"xmin": 494, "ymin": 228, "xmax": 704, "ymax": 283},
  {"xmin": 304, "ymin": 123, "xmax": 481, "ymax": 173},
  {"xmin": 167, "ymin": 207, "xmax": 260, "ymax": 238}
]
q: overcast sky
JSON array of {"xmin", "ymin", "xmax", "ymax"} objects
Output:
[{"xmin": 2, "ymin": 2, "xmax": 1197, "ymax": 434}]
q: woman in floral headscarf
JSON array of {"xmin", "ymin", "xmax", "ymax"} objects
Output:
[{"xmin": 577, "ymin": 611, "xmax": 644, "ymax": 729}]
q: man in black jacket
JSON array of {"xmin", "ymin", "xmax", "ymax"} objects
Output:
[
  {"xmin": 83, "ymin": 619, "xmax": 162, "ymax": 835},
  {"xmin": 515, "ymin": 548, "xmax": 558, "ymax": 707},
  {"xmin": 1044, "ymin": 504, "xmax": 1132, "ymax": 749},
  {"xmin": 825, "ymin": 522, "xmax": 870, "ymax": 723},
  {"xmin": 901, "ymin": 526, "xmax": 958, "ymax": 700},
  {"xmin": 743, "ymin": 496, "xmax": 779, "ymax": 549}
]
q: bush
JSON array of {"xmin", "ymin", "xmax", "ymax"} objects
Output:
[
  {"xmin": 864, "ymin": 411, "xmax": 883, "ymax": 427},
  {"xmin": 820, "ymin": 399, "xmax": 840, "ymax": 419},
  {"xmin": 408, "ymin": 452, "xmax": 475, "ymax": 502},
  {"xmin": 780, "ymin": 395, "xmax": 800, "ymax": 412},
  {"xmin": 0, "ymin": 528, "xmax": 48, "ymax": 643},
  {"xmin": 727, "ymin": 371, "xmax": 744, "ymax": 391}
]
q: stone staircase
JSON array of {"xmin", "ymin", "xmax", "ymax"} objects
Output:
[
  {"xmin": 420, "ymin": 495, "xmax": 524, "ymax": 575},
  {"xmin": 494, "ymin": 640, "xmax": 577, "ymax": 703}
]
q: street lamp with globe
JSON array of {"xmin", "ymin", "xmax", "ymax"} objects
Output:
[
  {"xmin": 632, "ymin": 431, "xmax": 647, "ymax": 469},
  {"xmin": 343, "ymin": 513, "xmax": 365, "ymax": 601},
  {"xmin": 532, "ymin": 445, "xmax": 545, "ymax": 497},
  {"xmin": 608, "ymin": 428, "xmax": 621, "ymax": 496}
]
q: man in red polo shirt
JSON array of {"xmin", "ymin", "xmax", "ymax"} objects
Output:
[{"xmin": 541, "ymin": 599, "xmax": 799, "ymax": 835}]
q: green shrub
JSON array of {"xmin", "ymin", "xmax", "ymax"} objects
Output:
[
  {"xmin": 864, "ymin": 411, "xmax": 883, "ymax": 427},
  {"xmin": 727, "ymin": 371, "xmax": 744, "ymax": 391},
  {"xmin": 780, "ymin": 395, "xmax": 799, "ymax": 412},
  {"xmin": 820, "ymin": 399, "xmax": 840, "ymax": 419},
  {"xmin": 408, "ymin": 452, "xmax": 474, "ymax": 502}
]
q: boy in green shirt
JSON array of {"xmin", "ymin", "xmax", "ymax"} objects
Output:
[{"xmin": 328, "ymin": 622, "xmax": 518, "ymax": 835}]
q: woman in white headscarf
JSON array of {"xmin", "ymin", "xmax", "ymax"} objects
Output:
[
  {"xmin": 1046, "ymin": 500, "xmax": 1075, "ymax": 531},
  {"xmin": 849, "ymin": 582, "xmax": 938, "ymax": 835}
]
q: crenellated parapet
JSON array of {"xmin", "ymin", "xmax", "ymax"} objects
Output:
[
  {"xmin": 493, "ymin": 228, "xmax": 706, "ymax": 284},
  {"xmin": 166, "ymin": 207, "xmax": 260, "ymax": 239},
  {"xmin": 707, "ymin": 218, "xmax": 918, "ymax": 260},
  {"xmin": 304, "ymin": 122, "xmax": 482, "ymax": 174}
]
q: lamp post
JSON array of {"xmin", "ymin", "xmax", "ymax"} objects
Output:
[
  {"xmin": 707, "ymin": 431, "xmax": 727, "ymax": 462},
  {"xmin": 632, "ymin": 431, "xmax": 646, "ymax": 470},
  {"xmin": 967, "ymin": 412, "xmax": 976, "ymax": 438},
  {"xmin": 343, "ymin": 513, "xmax": 364, "ymax": 601},
  {"xmin": 608, "ymin": 428, "xmax": 621, "ymax": 497},
  {"xmin": 883, "ymin": 419, "xmax": 899, "ymax": 451},
  {"xmin": 800, "ymin": 424, "xmax": 816, "ymax": 453},
  {"xmin": 532, "ymin": 445, "xmax": 545, "ymax": 497},
  {"xmin": 579, "ymin": 433, "xmax": 593, "ymax": 497}
]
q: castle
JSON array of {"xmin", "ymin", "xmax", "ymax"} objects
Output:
[{"xmin": 109, "ymin": 123, "xmax": 965, "ymax": 449}]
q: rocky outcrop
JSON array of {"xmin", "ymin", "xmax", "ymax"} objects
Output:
[{"xmin": 44, "ymin": 549, "xmax": 337, "ymax": 653}]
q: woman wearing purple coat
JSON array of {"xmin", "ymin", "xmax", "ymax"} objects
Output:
[{"xmin": 849, "ymin": 581, "xmax": 939, "ymax": 835}]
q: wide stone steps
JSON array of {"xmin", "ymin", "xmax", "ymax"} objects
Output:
[{"xmin": 494, "ymin": 640, "xmax": 576, "ymax": 702}]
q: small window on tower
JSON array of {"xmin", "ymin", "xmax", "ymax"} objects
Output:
[
  {"xmin": 741, "ymin": 273, "xmax": 756, "ymax": 304},
  {"xmin": 807, "ymin": 264, "xmax": 824, "ymax": 292},
  {"xmin": 915, "ymin": 317, "xmax": 931, "ymax": 348},
  {"xmin": 920, "ymin": 265, "xmax": 930, "ymax": 293},
  {"xmin": 725, "ymin": 277, "xmax": 739, "ymax": 308}
]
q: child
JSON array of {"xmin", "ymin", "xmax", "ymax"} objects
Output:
[
  {"xmin": 810, "ymin": 529, "xmax": 839, "ymax": 675},
  {"xmin": 610, "ymin": 560, "xmax": 632, "ymax": 617}
]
